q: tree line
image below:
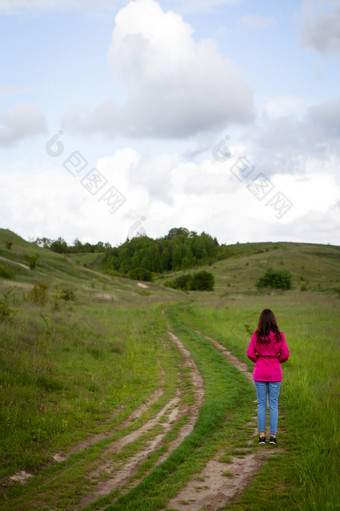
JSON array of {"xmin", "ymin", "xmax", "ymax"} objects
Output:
[
  {"xmin": 34, "ymin": 228, "xmax": 261, "ymax": 279},
  {"xmin": 33, "ymin": 237, "xmax": 112, "ymax": 253},
  {"xmin": 103, "ymin": 227, "xmax": 220, "ymax": 274}
]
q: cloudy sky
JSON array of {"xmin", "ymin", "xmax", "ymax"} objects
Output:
[{"xmin": 1, "ymin": 0, "xmax": 340, "ymax": 246}]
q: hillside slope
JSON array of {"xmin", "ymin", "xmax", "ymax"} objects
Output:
[
  {"xmin": 157, "ymin": 241, "xmax": 340, "ymax": 295},
  {"xmin": 1, "ymin": 229, "xmax": 339, "ymax": 298},
  {"xmin": 0, "ymin": 228, "xmax": 179, "ymax": 304}
]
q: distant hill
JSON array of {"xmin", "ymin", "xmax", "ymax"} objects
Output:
[
  {"xmin": 0, "ymin": 228, "xmax": 177, "ymax": 304},
  {"xmin": 191, "ymin": 241, "xmax": 340, "ymax": 294},
  {"xmin": 0, "ymin": 228, "xmax": 339, "ymax": 296}
]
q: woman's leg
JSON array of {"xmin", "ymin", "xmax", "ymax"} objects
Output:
[
  {"xmin": 268, "ymin": 381, "xmax": 281, "ymax": 435},
  {"xmin": 254, "ymin": 381, "xmax": 268, "ymax": 435}
]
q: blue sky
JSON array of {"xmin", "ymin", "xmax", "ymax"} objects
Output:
[{"xmin": 1, "ymin": 0, "xmax": 340, "ymax": 246}]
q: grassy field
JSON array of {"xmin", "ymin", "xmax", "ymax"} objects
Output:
[
  {"xmin": 0, "ymin": 228, "xmax": 339, "ymax": 510},
  {"xmin": 173, "ymin": 294, "xmax": 340, "ymax": 510}
]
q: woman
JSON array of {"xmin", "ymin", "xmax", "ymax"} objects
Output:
[{"xmin": 247, "ymin": 309, "xmax": 289, "ymax": 445}]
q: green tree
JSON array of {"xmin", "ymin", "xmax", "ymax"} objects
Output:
[
  {"xmin": 50, "ymin": 237, "xmax": 68, "ymax": 253},
  {"xmin": 103, "ymin": 227, "xmax": 221, "ymax": 276}
]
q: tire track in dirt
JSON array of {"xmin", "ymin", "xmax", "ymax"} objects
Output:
[
  {"xmin": 78, "ymin": 394, "xmax": 182, "ymax": 508},
  {"xmin": 166, "ymin": 329, "xmax": 283, "ymax": 511},
  {"xmin": 121, "ymin": 330, "xmax": 206, "ymax": 494},
  {"xmin": 128, "ymin": 330, "xmax": 205, "ymax": 481},
  {"xmin": 199, "ymin": 332, "xmax": 253, "ymax": 383},
  {"xmin": 56, "ymin": 387, "xmax": 164, "ymax": 462},
  {"xmin": 51, "ymin": 361, "xmax": 167, "ymax": 464},
  {"xmin": 4, "ymin": 364, "xmax": 166, "ymax": 488},
  {"xmin": 78, "ymin": 330, "xmax": 205, "ymax": 510}
]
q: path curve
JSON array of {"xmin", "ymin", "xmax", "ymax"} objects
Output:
[{"xmin": 78, "ymin": 330, "xmax": 205, "ymax": 509}]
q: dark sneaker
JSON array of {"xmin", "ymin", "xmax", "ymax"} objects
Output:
[
  {"xmin": 258, "ymin": 436, "xmax": 266, "ymax": 444},
  {"xmin": 269, "ymin": 436, "xmax": 277, "ymax": 445}
]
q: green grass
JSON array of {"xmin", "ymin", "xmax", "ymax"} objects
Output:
[
  {"xmin": 96, "ymin": 307, "xmax": 255, "ymax": 511},
  {"xmin": 175, "ymin": 295, "xmax": 340, "ymax": 510},
  {"xmin": 1, "ymin": 228, "xmax": 339, "ymax": 510},
  {"xmin": 0, "ymin": 305, "xmax": 184, "ymax": 509},
  {"xmin": 0, "ymin": 297, "xmax": 179, "ymax": 478}
]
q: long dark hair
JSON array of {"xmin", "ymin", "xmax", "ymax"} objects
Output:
[{"xmin": 256, "ymin": 309, "xmax": 282, "ymax": 343}]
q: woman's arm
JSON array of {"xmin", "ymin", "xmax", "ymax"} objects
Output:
[
  {"xmin": 278, "ymin": 332, "xmax": 290, "ymax": 363},
  {"xmin": 247, "ymin": 334, "xmax": 258, "ymax": 362}
]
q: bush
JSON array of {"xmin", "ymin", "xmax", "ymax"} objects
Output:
[
  {"xmin": 171, "ymin": 274, "xmax": 193, "ymax": 290},
  {"xmin": 5, "ymin": 241, "xmax": 13, "ymax": 250},
  {"xmin": 24, "ymin": 254, "xmax": 39, "ymax": 270},
  {"xmin": 128, "ymin": 267, "xmax": 153, "ymax": 282},
  {"xmin": 166, "ymin": 270, "xmax": 215, "ymax": 291},
  {"xmin": 57, "ymin": 287, "xmax": 75, "ymax": 301},
  {"xmin": 53, "ymin": 287, "xmax": 75, "ymax": 310},
  {"xmin": 0, "ymin": 263, "xmax": 14, "ymax": 279},
  {"xmin": 0, "ymin": 291, "xmax": 18, "ymax": 322},
  {"xmin": 28, "ymin": 281, "xmax": 49, "ymax": 305},
  {"xmin": 192, "ymin": 270, "xmax": 215, "ymax": 291},
  {"xmin": 256, "ymin": 268, "xmax": 292, "ymax": 290}
]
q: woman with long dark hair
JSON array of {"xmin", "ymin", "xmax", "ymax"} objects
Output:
[{"xmin": 247, "ymin": 309, "xmax": 289, "ymax": 445}]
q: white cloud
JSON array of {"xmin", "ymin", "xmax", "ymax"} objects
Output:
[
  {"xmin": 63, "ymin": 0, "xmax": 254, "ymax": 139},
  {"xmin": 0, "ymin": 150, "xmax": 138, "ymax": 244},
  {"xmin": 238, "ymin": 95, "xmax": 340, "ymax": 179},
  {"xmin": 240, "ymin": 15, "xmax": 276, "ymax": 29},
  {"xmin": 2, "ymin": 144, "xmax": 339, "ymax": 246},
  {"xmin": 261, "ymin": 96, "xmax": 309, "ymax": 118},
  {"xmin": 266, "ymin": 205, "xmax": 340, "ymax": 245},
  {"xmin": 299, "ymin": 0, "xmax": 340, "ymax": 53},
  {"xmin": 0, "ymin": 103, "xmax": 47, "ymax": 147},
  {"xmin": 307, "ymin": 97, "xmax": 340, "ymax": 140}
]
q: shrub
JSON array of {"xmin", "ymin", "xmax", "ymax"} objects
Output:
[
  {"xmin": 28, "ymin": 281, "xmax": 49, "ymax": 305},
  {"xmin": 166, "ymin": 270, "xmax": 215, "ymax": 291},
  {"xmin": 128, "ymin": 267, "xmax": 153, "ymax": 282},
  {"xmin": 256, "ymin": 267, "xmax": 292, "ymax": 290},
  {"xmin": 172, "ymin": 274, "xmax": 193, "ymax": 290},
  {"xmin": 192, "ymin": 270, "xmax": 215, "ymax": 291},
  {"xmin": 0, "ymin": 263, "xmax": 14, "ymax": 279},
  {"xmin": 5, "ymin": 241, "xmax": 13, "ymax": 250},
  {"xmin": 58, "ymin": 287, "xmax": 75, "ymax": 301},
  {"xmin": 53, "ymin": 287, "xmax": 75, "ymax": 309},
  {"xmin": 24, "ymin": 254, "xmax": 39, "ymax": 270},
  {"xmin": 0, "ymin": 291, "xmax": 18, "ymax": 322}
]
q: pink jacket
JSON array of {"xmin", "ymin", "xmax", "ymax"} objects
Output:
[{"xmin": 247, "ymin": 331, "xmax": 289, "ymax": 382}]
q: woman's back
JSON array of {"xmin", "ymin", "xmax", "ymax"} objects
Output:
[{"xmin": 247, "ymin": 330, "xmax": 289, "ymax": 381}]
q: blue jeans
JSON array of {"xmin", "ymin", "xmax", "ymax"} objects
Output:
[{"xmin": 254, "ymin": 381, "xmax": 281, "ymax": 435}]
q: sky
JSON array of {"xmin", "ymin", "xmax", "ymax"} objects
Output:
[{"xmin": 0, "ymin": 0, "xmax": 340, "ymax": 247}]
